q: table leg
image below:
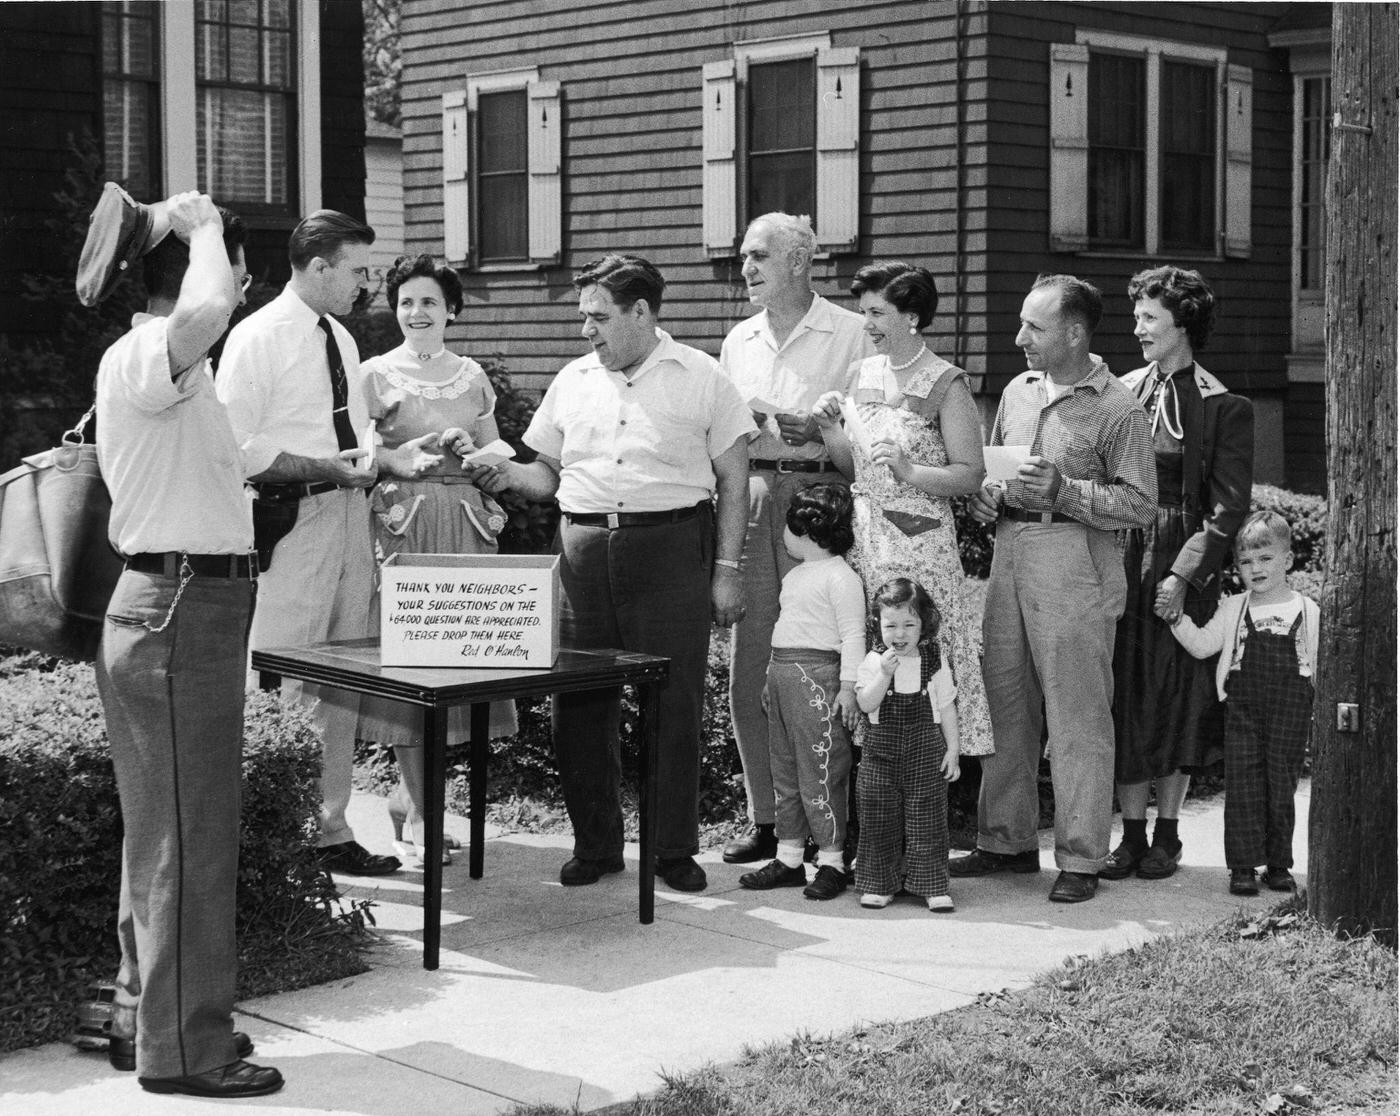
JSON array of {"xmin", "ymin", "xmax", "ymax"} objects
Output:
[
  {"xmin": 422, "ymin": 703, "xmax": 446, "ymax": 971},
  {"xmin": 637, "ymin": 681, "xmax": 659, "ymax": 925},
  {"xmin": 469, "ymin": 702, "xmax": 489, "ymax": 879}
]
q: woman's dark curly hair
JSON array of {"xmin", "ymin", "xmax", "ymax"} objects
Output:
[
  {"xmin": 867, "ymin": 577, "xmax": 940, "ymax": 649},
  {"xmin": 386, "ymin": 253, "xmax": 464, "ymax": 317},
  {"xmin": 785, "ymin": 482, "xmax": 854, "ymax": 556},
  {"xmin": 1127, "ymin": 265, "xmax": 1216, "ymax": 351}
]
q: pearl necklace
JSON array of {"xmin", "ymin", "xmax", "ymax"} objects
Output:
[{"xmin": 888, "ymin": 344, "xmax": 927, "ymax": 373}]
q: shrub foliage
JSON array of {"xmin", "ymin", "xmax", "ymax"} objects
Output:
[{"xmin": 0, "ymin": 653, "xmax": 373, "ymax": 1054}]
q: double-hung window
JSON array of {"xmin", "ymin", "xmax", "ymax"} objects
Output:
[
  {"xmin": 101, "ymin": 1, "xmax": 161, "ymax": 200},
  {"xmin": 441, "ymin": 69, "xmax": 562, "ymax": 268},
  {"xmin": 702, "ymin": 36, "xmax": 860, "ymax": 256},
  {"xmin": 101, "ymin": 0, "xmax": 319, "ymax": 216},
  {"xmin": 1049, "ymin": 32, "xmax": 1252, "ymax": 258}
]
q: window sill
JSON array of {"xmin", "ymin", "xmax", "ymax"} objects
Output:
[
  {"xmin": 1070, "ymin": 249, "xmax": 1227, "ymax": 264},
  {"xmin": 463, "ymin": 261, "xmax": 555, "ymax": 274}
]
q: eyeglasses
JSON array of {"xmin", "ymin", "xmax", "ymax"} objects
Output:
[{"xmin": 239, "ymin": 274, "xmax": 253, "ymax": 292}]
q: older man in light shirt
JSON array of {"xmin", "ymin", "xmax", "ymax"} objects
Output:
[
  {"xmin": 477, "ymin": 254, "xmax": 755, "ymax": 893},
  {"xmin": 717, "ymin": 212, "xmax": 871, "ymax": 865}
]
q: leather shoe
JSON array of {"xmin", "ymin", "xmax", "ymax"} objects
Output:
[
  {"xmin": 1098, "ymin": 839, "xmax": 1147, "ymax": 880},
  {"xmin": 1263, "ymin": 866, "xmax": 1296, "ymax": 892},
  {"xmin": 950, "ymin": 848, "xmax": 1041, "ymax": 876},
  {"xmin": 110, "ymin": 1030, "xmax": 252, "ymax": 1072},
  {"xmin": 559, "ymin": 854, "xmax": 626, "ymax": 886},
  {"xmin": 803, "ymin": 865, "xmax": 847, "ymax": 901},
  {"xmin": 1230, "ymin": 867, "xmax": 1260, "ymax": 895},
  {"xmin": 721, "ymin": 825, "xmax": 777, "ymax": 864},
  {"xmin": 739, "ymin": 859, "xmax": 807, "ymax": 890},
  {"xmin": 316, "ymin": 841, "xmax": 401, "ymax": 876},
  {"xmin": 1136, "ymin": 843, "xmax": 1183, "ymax": 879},
  {"xmin": 1048, "ymin": 870, "xmax": 1099, "ymax": 903},
  {"xmin": 139, "ymin": 1059, "xmax": 283, "ymax": 1097},
  {"xmin": 656, "ymin": 856, "xmax": 707, "ymax": 892}
]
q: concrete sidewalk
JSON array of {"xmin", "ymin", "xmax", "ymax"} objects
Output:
[{"xmin": 1, "ymin": 783, "xmax": 1309, "ymax": 1115}]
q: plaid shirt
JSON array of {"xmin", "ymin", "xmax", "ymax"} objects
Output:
[{"xmin": 991, "ymin": 359, "xmax": 1157, "ymax": 532}]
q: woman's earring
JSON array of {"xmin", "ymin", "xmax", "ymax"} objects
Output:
[{"xmin": 909, "ymin": 324, "xmax": 919, "ymax": 335}]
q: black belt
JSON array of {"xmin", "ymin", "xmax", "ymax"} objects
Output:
[
  {"xmin": 1002, "ymin": 506, "xmax": 1077, "ymax": 525},
  {"xmin": 750, "ymin": 459, "xmax": 832, "ymax": 474},
  {"xmin": 252, "ymin": 481, "xmax": 341, "ymax": 503},
  {"xmin": 126, "ymin": 552, "xmax": 258, "ymax": 580},
  {"xmin": 565, "ymin": 503, "xmax": 704, "ymax": 529}
]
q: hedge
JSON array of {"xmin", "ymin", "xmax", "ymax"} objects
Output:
[{"xmin": 0, "ymin": 653, "xmax": 374, "ymax": 1054}]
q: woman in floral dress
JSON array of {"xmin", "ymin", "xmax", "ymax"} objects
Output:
[
  {"xmin": 814, "ymin": 261, "xmax": 993, "ymax": 757},
  {"xmin": 356, "ymin": 254, "xmax": 516, "ymax": 865}
]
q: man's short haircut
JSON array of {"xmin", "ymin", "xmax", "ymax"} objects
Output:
[
  {"xmin": 785, "ymin": 482, "xmax": 855, "ymax": 556},
  {"xmin": 850, "ymin": 261, "xmax": 940, "ymax": 330},
  {"xmin": 1128, "ymin": 265, "xmax": 1217, "ymax": 351},
  {"xmin": 288, "ymin": 209, "xmax": 375, "ymax": 271},
  {"xmin": 385, "ymin": 254, "xmax": 464, "ymax": 317},
  {"xmin": 748, "ymin": 212, "xmax": 817, "ymax": 267},
  {"xmin": 143, "ymin": 205, "xmax": 247, "ymax": 302},
  {"xmin": 1236, "ymin": 510, "xmax": 1292, "ymax": 553},
  {"xmin": 1032, "ymin": 273, "xmax": 1103, "ymax": 334},
  {"xmin": 573, "ymin": 254, "xmax": 666, "ymax": 314}
]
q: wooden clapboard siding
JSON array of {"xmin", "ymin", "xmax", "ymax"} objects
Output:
[
  {"xmin": 402, "ymin": 0, "xmax": 951, "ymax": 391},
  {"xmin": 401, "ymin": 0, "xmax": 1320, "ymax": 487},
  {"xmin": 0, "ymin": 2, "xmax": 101, "ymax": 339},
  {"xmin": 976, "ymin": 1, "xmax": 1297, "ymax": 408}
]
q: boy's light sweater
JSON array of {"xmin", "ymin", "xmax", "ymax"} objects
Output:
[{"xmin": 1172, "ymin": 589, "xmax": 1320, "ymax": 702}]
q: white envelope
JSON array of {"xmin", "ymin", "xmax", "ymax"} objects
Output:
[
  {"xmin": 746, "ymin": 396, "xmax": 784, "ymax": 415},
  {"xmin": 839, "ymin": 395, "xmax": 873, "ymax": 458},
  {"xmin": 460, "ymin": 438, "xmax": 517, "ymax": 467},
  {"xmin": 983, "ymin": 444, "xmax": 1032, "ymax": 484}
]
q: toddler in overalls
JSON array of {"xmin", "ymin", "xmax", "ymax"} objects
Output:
[
  {"xmin": 854, "ymin": 577, "xmax": 962, "ymax": 911},
  {"xmin": 738, "ymin": 483, "xmax": 865, "ymax": 901},
  {"xmin": 1171, "ymin": 511, "xmax": 1319, "ymax": 895}
]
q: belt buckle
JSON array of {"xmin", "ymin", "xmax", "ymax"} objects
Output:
[
  {"xmin": 605, "ymin": 512, "xmax": 620, "ymax": 529},
  {"xmin": 776, "ymin": 460, "xmax": 799, "ymax": 474}
]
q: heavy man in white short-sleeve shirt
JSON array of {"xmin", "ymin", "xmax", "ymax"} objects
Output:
[
  {"xmin": 718, "ymin": 213, "xmax": 871, "ymax": 865},
  {"xmin": 87, "ymin": 187, "xmax": 282, "ymax": 1097},
  {"xmin": 476, "ymin": 255, "xmax": 756, "ymax": 893}
]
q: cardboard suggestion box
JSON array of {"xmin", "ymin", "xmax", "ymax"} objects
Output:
[{"xmin": 380, "ymin": 554, "xmax": 560, "ymax": 668}]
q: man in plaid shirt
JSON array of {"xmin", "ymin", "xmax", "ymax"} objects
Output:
[{"xmin": 952, "ymin": 274, "xmax": 1156, "ymax": 904}]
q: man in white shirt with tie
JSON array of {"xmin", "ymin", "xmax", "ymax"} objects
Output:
[{"xmin": 219, "ymin": 210, "xmax": 424, "ymax": 877}]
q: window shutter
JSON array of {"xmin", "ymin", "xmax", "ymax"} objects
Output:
[
  {"xmin": 1223, "ymin": 63, "xmax": 1253, "ymax": 259},
  {"xmin": 1048, "ymin": 43, "xmax": 1090, "ymax": 253},
  {"xmin": 527, "ymin": 80, "xmax": 563, "ymax": 262},
  {"xmin": 815, "ymin": 47, "xmax": 860, "ymax": 253},
  {"xmin": 702, "ymin": 59, "xmax": 737, "ymax": 255},
  {"xmin": 442, "ymin": 91, "xmax": 470, "ymax": 265}
]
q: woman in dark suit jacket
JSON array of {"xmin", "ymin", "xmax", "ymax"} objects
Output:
[{"xmin": 1102, "ymin": 266, "xmax": 1254, "ymax": 881}]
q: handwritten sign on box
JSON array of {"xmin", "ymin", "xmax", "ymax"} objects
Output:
[{"xmin": 380, "ymin": 553, "xmax": 560, "ymax": 668}]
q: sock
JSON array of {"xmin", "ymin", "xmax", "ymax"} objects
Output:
[
  {"xmin": 1122, "ymin": 818, "xmax": 1148, "ymax": 848},
  {"xmin": 776, "ymin": 840, "xmax": 805, "ymax": 869},
  {"xmin": 1152, "ymin": 819, "xmax": 1180, "ymax": 849}
]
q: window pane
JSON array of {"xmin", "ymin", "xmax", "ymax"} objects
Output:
[
  {"xmin": 228, "ymin": 0, "xmax": 259, "ymax": 25},
  {"xmin": 747, "ymin": 57, "xmax": 815, "ymax": 224},
  {"xmin": 749, "ymin": 151, "xmax": 815, "ymax": 221},
  {"xmin": 264, "ymin": 28, "xmax": 290, "ymax": 86},
  {"xmin": 1088, "ymin": 53, "xmax": 1145, "ymax": 247},
  {"xmin": 265, "ymin": 0, "xmax": 291, "ymax": 30},
  {"xmin": 479, "ymin": 91, "xmax": 527, "ymax": 173},
  {"xmin": 1300, "ymin": 76, "xmax": 1330, "ymax": 289},
  {"xmin": 197, "ymin": 89, "xmax": 289, "ymax": 205},
  {"xmin": 1159, "ymin": 61, "xmax": 1216, "ymax": 250},
  {"xmin": 479, "ymin": 173, "xmax": 528, "ymax": 260},
  {"xmin": 229, "ymin": 26, "xmax": 259, "ymax": 82},
  {"xmin": 198, "ymin": 21, "xmax": 228, "ymax": 81},
  {"xmin": 103, "ymin": 81, "xmax": 156, "ymax": 198}
]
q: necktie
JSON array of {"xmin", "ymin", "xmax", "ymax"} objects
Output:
[
  {"xmin": 318, "ymin": 317, "xmax": 358, "ymax": 452},
  {"xmin": 1146, "ymin": 366, "xmax": 1184, "ymax": 440}
]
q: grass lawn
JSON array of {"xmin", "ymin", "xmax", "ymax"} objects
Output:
[{"xmin": 508, "ymin": 904, "xmax": 1397, "ymax": 1116}]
